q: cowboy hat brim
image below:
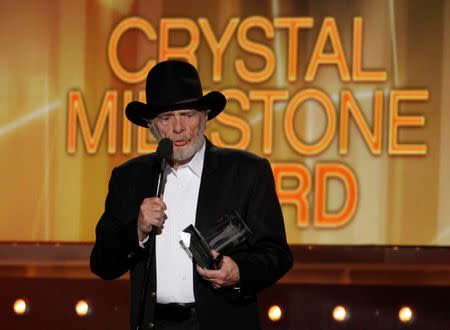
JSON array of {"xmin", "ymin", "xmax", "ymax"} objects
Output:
[{"xmin": 125, "ymin": 91, "xmax": 226, "ymax": 127}]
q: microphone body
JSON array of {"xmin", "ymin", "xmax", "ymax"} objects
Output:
[
  {"xmin": 155, "ymin": 138, "xmax": 173, "ymax": 198},
  {"xmin": 156, "ymin": 158, "xmax": 168, "ymax": 198}
]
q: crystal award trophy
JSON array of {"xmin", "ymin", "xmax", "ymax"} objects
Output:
[{"xmin": 179, "ymin": 210, "xmax": 251, "ymax": 270}]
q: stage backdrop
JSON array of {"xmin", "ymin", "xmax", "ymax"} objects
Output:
[{"xmin": 1, "ymin": 0, "xmax": 449, "ymax": 246}]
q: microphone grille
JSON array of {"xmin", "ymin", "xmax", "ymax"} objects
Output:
[{"xmin": 156, "ymin": 138, "xmax": 173, "ymax": 160}]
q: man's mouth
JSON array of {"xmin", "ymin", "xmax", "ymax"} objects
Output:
[{"xmin": 173, "ymin": 140, "xmax": 189, "ymax": 147}]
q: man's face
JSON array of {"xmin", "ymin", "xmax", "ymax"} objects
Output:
[{"xmin": 150, "ymin": 109, "xmax": 207, "ymax": 165}]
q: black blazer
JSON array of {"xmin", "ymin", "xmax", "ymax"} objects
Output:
[{"xmin": 90, "ymin": 139, "xmax": 293, "ymax": 330}]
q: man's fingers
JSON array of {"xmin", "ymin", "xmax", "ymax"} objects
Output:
[
  {"xmin": 149, "ymin": 204, "xmax": 166, "ymax": 212},
  {"xmin": 140, "ymin": 208, "xmax": 166, "ymax": 226},
  {"xmin": 197, "ymin": 266, "xmax": 225, "ymax": 287},
  {"xmin": 196, "ymin": 256, "xmax": 240, "ymax": 289},
  {"xmin": 142, "ymin": 197, "xmax": 167, "ymax": 210}
]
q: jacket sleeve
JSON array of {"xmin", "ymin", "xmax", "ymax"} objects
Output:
[
  {"xmin": 232, "ymin": 158, "xmax": 293, "ymax": 295},
  {"xmin": 90, "ymin": 167, "xmax": 145, "ymax": 280}
]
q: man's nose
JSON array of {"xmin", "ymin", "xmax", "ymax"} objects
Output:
[{"xmin": 172, "ymin": 116, "xmax": 185, "ymax": 133}]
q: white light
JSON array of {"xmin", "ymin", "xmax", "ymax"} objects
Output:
[
  {"xmin": 0, "ymin": 100, "xmax": 61, "ymax": 137},
  {"xmin": 398, "ymin": 306, "xmax": 414, "ymax": 323},
  {"xmin": 13, "ymin": 298, "xmax": 30, "ymax": 315},
  {"xmin": 75, "ymin": 300, "xmax": 91, "ymax": 317},
  {"xmin": 268, "ymin": 305, "xmax": 283, "ymax": 322},
  {"xmin": 332, "ymin": 305, "xmax": 349, "ymax": 322}
]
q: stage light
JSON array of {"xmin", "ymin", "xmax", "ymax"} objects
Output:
[
  {"xmin": 398, "ymin": 306, "xmax": 414, "ymax": 323},
  {"xmin": 332, "ymin": 305, "xmax": 349, "ymax": 322},
  {"xmin": 267, "ymin": 305, "xmax": 283, "ymax": 322},
  {"xmin": 13, "ymin": 298, "xmax": 30, "ymax": 315},
  {"xmin": 75, "ymin": 300, "xmax": 91, "ymax": 317}
]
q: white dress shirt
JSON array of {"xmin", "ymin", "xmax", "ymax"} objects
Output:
[{"xmin": 154, "ymin": 141, "xmax": 205, "ymax": 303}]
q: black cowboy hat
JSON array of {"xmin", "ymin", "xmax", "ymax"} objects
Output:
[{"xmin": 125, "ymin": 60, "xmax": 226, "ymax": 127}]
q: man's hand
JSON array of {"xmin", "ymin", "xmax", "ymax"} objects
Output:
[
  {"xmin": 196, "ymin": 250, "xmax": 240, "ymax": 289},
  {"xmin": 137, "ymin": 197, "xmax": 167, "ymax": 241}
]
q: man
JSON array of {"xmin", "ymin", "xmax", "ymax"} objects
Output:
[{"xmin": 90, "ymin": 60, "xmax": 293, "ymax": 330}]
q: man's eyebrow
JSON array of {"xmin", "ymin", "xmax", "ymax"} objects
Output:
[{"xmin": 157, "ymin": 112, "xmax": 174, "ymax": 117}]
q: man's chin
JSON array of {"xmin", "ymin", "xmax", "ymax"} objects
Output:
[
  {"xmin": 173, "ymin": 147, "xmax": 196, "ymax": 162},
  {"xmin": 171, "ymin": 135, "xmax": 204, "ymax": 162}
]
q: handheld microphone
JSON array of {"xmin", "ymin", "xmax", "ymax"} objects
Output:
[
  {"xmin": 136, "ymin": 138, "xmax": 173, "ymax": 330},
  {"xmin": 156, "ymin": 138, "xmax": 173, "ymax": 198}
]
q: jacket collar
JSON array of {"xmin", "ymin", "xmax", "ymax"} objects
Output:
[{"xmin": 202, "ymin": 138, "xmax": 220, "ymax": 175}]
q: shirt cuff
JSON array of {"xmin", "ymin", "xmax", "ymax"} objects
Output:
[{"xmin": 139, "ymin": 235, "xmax": 150, "ymax": 249}]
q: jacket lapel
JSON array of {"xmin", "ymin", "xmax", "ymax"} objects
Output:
[
  {"xmin": 136, "ymin": 155, "xmax": 160, "ymax": 201},
  {"xmin": 195, "ymin": 139, "xmax": 222, "ymax": 234}
]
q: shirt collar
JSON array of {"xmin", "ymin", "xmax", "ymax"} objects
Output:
[{"xmin": 171, "ymin": 140, "xmax": 205, "ymax": 178}]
